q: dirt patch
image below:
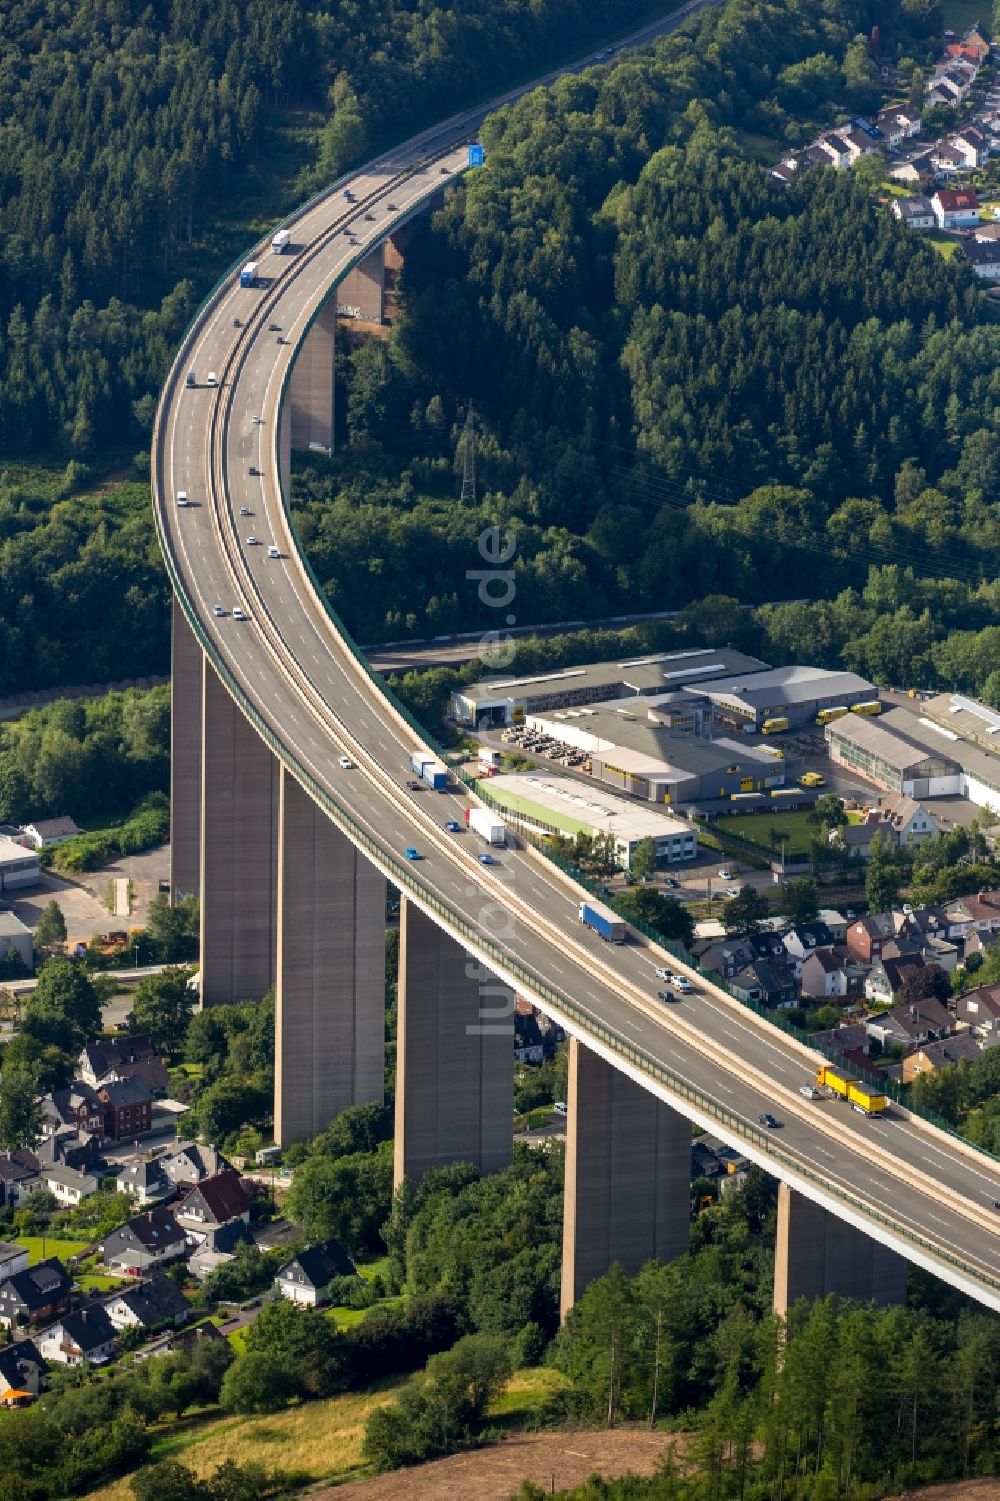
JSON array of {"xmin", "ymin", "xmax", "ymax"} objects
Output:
[
  {"xmin": 890, "ymin": 1484, "xmax": 1000, "ymax": 1501},
  {"xmin": 313, "ymin": 1428, "xmax": 687, "ymax": 1501}
]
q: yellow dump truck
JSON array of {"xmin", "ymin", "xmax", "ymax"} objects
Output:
[{"xmin": 816, "ymin": 1065, "xmax": 887, "ymax": 1116}]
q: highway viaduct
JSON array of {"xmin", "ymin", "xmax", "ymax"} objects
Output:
[{"xmin": 153, "ymin": 9, "xmax": 1000, "ymax": 1322}]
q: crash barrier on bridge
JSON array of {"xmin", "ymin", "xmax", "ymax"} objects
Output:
[{"xmin": 463, "ymin": 778, "xmax": 1000, "ymax": 1163}]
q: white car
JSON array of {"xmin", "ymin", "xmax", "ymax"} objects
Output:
[
  {"xmin": 656, "ymin": 967, "xmax": 693, "ymax": 993},
  {"xmin": 799, "ymin": 1085, "xmax": 821, "ymax": 1100},
  {"xmin": 726, "ymin": 887, "xmax": 740, "ymax": 899},
  {"xmin": 338, "ymin": 755, "xmax": 355, "ymax": 769},
  {"xmin": 246, "ymin": 536, "xmax": 260, "ymax": 546},
  {"xmin": 206, "ymin": 371, "xmax": 218, "ymax": 386},
  {"xmin": 267, "ymin": 545, "xmax": 281, "ymax": 558},
  {"xmin": 232, "ymin": 606, "xmax": 247, "ymax": 621},
  {"xmin": 175, "ymin": 490, "xmax": 189, "ymax": 507},
  {"xmin": 718, "ymin": 868, "xmax": 733, "ymax": 880},
  {"xmin": 552, "ymin": 1101, "xmax": 567, "ymax": 1116},
  {"xmin": 212, "ymin": 604, "xmax": 226, "ymax": 617}
]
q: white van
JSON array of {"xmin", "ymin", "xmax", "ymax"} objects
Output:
[
  {"xmin": 175, "ymin": 491, "xmax": 189, "ymax": 507},
  {"xmin": 206, "ymin": 371, "xmax": 218, "ymax": 386}
]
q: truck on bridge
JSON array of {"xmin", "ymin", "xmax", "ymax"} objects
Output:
[
  {"xmin": 271, "ymin": 230, "xmax": 291, "ymax": 254},
  {"xmin": 240, "ymin": 261, "xmax": 259, "ymax": 288},
  {"xmin": 578, "ymin": 899, "xmax": 627, "ymax": 944},
  {"xmin": 467, "ymin": 807, "xmax": 505, "ymax": 846},
  {"xmin": 816, "ymin": 1065, "xmax": 887, "ymax": 1116},
  {"xmin": 410, "ymin": 751, "xmax": 448, "ymax": 791}
]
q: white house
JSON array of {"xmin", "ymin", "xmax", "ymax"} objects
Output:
[
  {"xmin": 892, "ymin": 195, "xmax": 935, "ymax": 229},
  {"xmin": 274, "ymin": 1241, "xmax": 356, "ymax": 1307},
  {"xmin": 37, "ymin": 1306, "xmax": 117, "ymax": 1366},
  {"xmin": 952, "ymin": 125, "xmax": 989, "ymax": 168},
  {"xmin": 876, "ymin": 107, "xmax": 921, "ymax": 146},
  {"xmin": 963, "ymin": 240, "xmax": 1000, "ymax": 277},
  {"xmin": 20, "ymin": 818, "xmax": 81, "ymax": 849},
  {"xmin": 818, "ymin": 133, "xmax": 852, "ymax": 169},
  {"xmin": 43, "ymin": 1165, "xmax": 98, "ymax": 1208},
  {"xmin": 931, "ymin": 188, "xmax": 981, "ymax": 228}
]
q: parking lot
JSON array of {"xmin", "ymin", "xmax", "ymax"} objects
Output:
[{"xmin": 499, "ymin": 723, "xmax": 590, "ymax": 769}]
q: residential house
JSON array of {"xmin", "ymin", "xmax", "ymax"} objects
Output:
[
  {"xmin": 781, "ymin": 923, "xmax": 835, "ymax": 975},
  {"xmin": 955, "ymin": 984, "xmax": 1000, "ymax": 1038},
  {"xmin": 890, "ymin": 151, "xmax": 936, "ymax": 184},
  {"xmin": 160, "ymin": 1142, "xmax": 230, "ymax": 1189},
  {"xmin": 0, "ymin": 1258, "xmax": 72, "ymax": 1329},
  {"xmin": 43, "ymin": 1164, "xmax": 98, "ymax": 1208},
  {"xmin": 952, "ymin": 124, "xmax": 989, "ymax": 168},
  {"xmin": 963, "ymin": 239, "xmax": 1000, "ymax": 277},
  {"xmin": 274, "ymin": 1241, "xmax": 357, "ymax": 1307},
  {"xmin": 514, "ymin": 1002, "xmax": 545, "ymax": 1064},
  {"xmin": 98, "ymin": 1077, "xmax": 153, "ymax": 1141},
  {"xmin": 865, "ymin": 996, "xmax": 953, "ymax": 1048},
  {"xmin": 100, "ymin": 1206, "xmax": 187, "ymax": 1273},
  {"xmin": 892, "ymin": 194, "xmax": 935, "ymax": 229},
  {"xmin": 902, "ymin": 1031, "xmax": 982, "ymax": 1083},
  {"xmin": 176, "ymin": 1170, "xmax": 252, "ymax": 1248},
  {"xmin": 932, "ymin": 188, "xmax": 981, "ymax": 228},
  {"xmin": 116, "ymin": 1157, "xmax": 171, "ymax": 1206},
  {"xmin": 946, "ymin": 890, "xmax": 1000, "ymax": 937},
  {"xmin": 817, "ymin": 909, "xmax": 849, "ymax": 943},
  {"xmin": 79, "ymin": 1036, "xmax": 169, "ymax": 1095},
  {"xmin": 864, "ymin": 955, "xmax": 926, "ymax": 1005},
  {"xmin": 38, "ymin": 1305, "xmax": 117, "ymax": 1366},
  {"xmin": 834, "ymin": 814, "xmax": 892, "ymax": 861},
  {"xmin": 133, "ymin": 1319, "xmax": 224, "ymax": 1363},
  {"xmin": 845, "ymin": 914, "xmax": 896, "ymax": 964},
  {"xmin": 946, "ymin": 25, "xmax": 991, "ymax": 64},
  {"xmin": 0, "ymin": 1338, "xmax": 45, "ymax": 1402},
  {"xmin": 842, "ymin": 126, "xmax": 879, "ymax": 163},
  {"xmin": 810, "ymin": 1022, "xmax": 872, "ymax": 1057},
  {"xmin": 20, "ymin": 817, "xmax": 81, "ymax": 849},
  {"xmin": 41, "ymin": 1083, "xmax": 103, "ymax": 1141},
  {"xmin": 0, "ymin": 1150, "xmax": 42, "ymax": 1208},
  {"xmin": 973, "ymin": 222, "xmax": 1000, "ymax": 241},
  {"xmin": 104, "ymin": 1272, "xmax": 190, "ymax": 1333},
  {"xmin": 729, "ymin": 959, "xmax": 799, "ymax": 1010},
  {"xmin": 878, "ymin": 793, "xmax": 938, "ymax": 848},
  {"xmin": 187, "ymin": 1219, "xmax": 254, "ymax": 1281},
  {"xmin": 770, "ymin": 158, "xmax": 799, "ymax": 186},
  {"xmin": 876, "ymin": 106, "xmax": 922, "ymax": 146},
  {"xmin": 818, "ymin": 133, "xmax": 852, "ymax": 169},
  {"xmin": 931, "ymin": 141, "xmax": 972, "ymax": 177},
  {"xmin": 0, "ymin": 1245, "xmax": 29, "ymax": 1282},
  {"xmin": 801, "ymin": 947, "xmax": 868, "ymax": 1000},
  {"xmin": 36, "ymin": 1129, "xmax": 103, "ymax": 1175},
  {"xmin": 927, "ymin": 77, "xmax": 963, "ymax": 108}
]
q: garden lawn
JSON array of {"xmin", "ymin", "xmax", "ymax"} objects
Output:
[
  {"xmin": 18, "ymin": 1235, "xmax": 90, "ymax": 1264},
  {"xmin": 711, "ymin": 808, "xmax": 819, "ymax": 856}
]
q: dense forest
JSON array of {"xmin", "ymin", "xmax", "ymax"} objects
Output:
[
  {"xmin": 0, "ymin": 0, "xmax": 664, "ymax": 459},
  {"xmin": 287, "ymin": 0, "xmax": 1000, "ymax": 706}
]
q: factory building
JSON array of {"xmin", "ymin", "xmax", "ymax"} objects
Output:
[
  {"xmin": 485, "ymin": 773, "xmax": 696, "ymax": 868},
  {"xmin": 825, "ymin": 714, "xmax": 962, "ymax": 796},
  {"xmin": 0, "ymin": 837, "xmax": 41, "ymax": 892},
  {"xmin": 699, "ymin": 666, "xmax": 877, "ymax": 732},
  {"xmin": 450, "ymin": 647, "xmax": 769, "ymax": 728}
]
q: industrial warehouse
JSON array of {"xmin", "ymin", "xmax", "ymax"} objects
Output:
[
  {"xmin": 484, "ymin": 772, "xmax": 697, "ymax": 868},
  {"xmin": 826, "ymin": 694, "xmax": 1000, "ymax": 810},
  {"xmin": 450, "ymin": 647, "xmax": 769, "ymax": 727},
  {"xmin": 697, "ymin": 665, "xmax": 878, "ymax": 732}
]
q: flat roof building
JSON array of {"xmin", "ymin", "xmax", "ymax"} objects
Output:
[
  {"xmin": 825, "ymin": 714, "xmax": 962, "ymax": 796},
  {"xmin": 451, "ymin": 647, "xmax": 769, "ymax": 727},
  {"xmin": 0, "ymin": 838, "xmax": 40, "ymax": 893},
  {"xmin": 699, "ymin": 666, "xmax": 877, "ymax": 731},
  {"xmin": 486, "ymin": 772, "xmax": 696, "ymax": 867},
  {"xmin": 524, "ymin": 701, "xmax": 785, "ymax": 804}
]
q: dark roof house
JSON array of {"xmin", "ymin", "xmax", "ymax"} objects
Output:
[
  {"xmin": 0, "ymin": 1258, "xmax": 72, "ymax": 1328},
  {"xmin": 274, "ymin": 1241, "xmax": 357, "ymax": 1306},
  {"xmin": 104, "ymin": 1272, "xmax": 190, "ymax": 1332},
  {"xmin": 101, "ymin": 1206, "xmax": 187, "ymax": 1271}
]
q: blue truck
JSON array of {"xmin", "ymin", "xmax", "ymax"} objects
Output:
[
  {"xmin": 578, "ymin": 900, "xmax": 627, "ymax": 944},
  {"xmin": 239, "ymin": 260, "xmax": 259, "ymax": 288},
  {"xmin": 410, "ymin": 751, "xmax": 448, "ymax": 791}
]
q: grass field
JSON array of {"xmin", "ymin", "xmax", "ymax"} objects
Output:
[
  {"xmin": 712, "ymin": 808, "xmax": 819, "ymax": 855},
  {"xmin": 927, "ymin": 229, "xmax": 961, "ymax": 259},
  {"xmin": 18, "ymin": 1235, "xmax": 90, "ymax": 1264},
  {"xmin": 939, "ymin": 0, "xmax": 987, "ymax": 33},
  {"xmin": 81, "ymin": 1366, "xmax": 564, "ymax": 1500}
]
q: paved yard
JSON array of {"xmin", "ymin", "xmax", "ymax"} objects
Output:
[{"xmin": 8, "ymin": 871, "xmax": 114, "ymax": 947}]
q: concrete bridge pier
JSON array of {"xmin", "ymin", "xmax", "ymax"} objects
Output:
[
  {"xmin": 274, "ymin": 768, "xmax": 386, "ymax": 1145},
  {"xmin": 289, "ymin": 301, "xmax": 337, "ymax": 457},
  {"xmin": 560, "ymin": 1038, "xmax": 691, "ymax": 1319},
  {"xmin": 199, "ymin": 667, "xmax": 279, "ymax": 1007},
  {"xmin": 393, "ymin": 898, "xmax": 513, "ymax": 1186},
  {"xmin": 170, "ymin": 598, "xmax": 204, "ymax": 902},
  {"xmin": 773, "ymin": 1182, "xmax": 907, "ymax": 1317}
]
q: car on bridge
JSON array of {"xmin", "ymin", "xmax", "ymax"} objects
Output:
[
  {"xmin": 338, "ymin": 755, "xmax": 355, "ymax": 769},
  {"xmin": 404, "ymin": 847, "xmax": 421, "ymax": 860},
  {"xmin": 657, "ymin": 989, "xmax": 675, "ymax": 1003},
  {"xmin": 212, "ymin": 604, "xmax": 227, "ymax": 617},
  {"xmin": 239, "ymin": 505, "xmax": 252, "ymax": 516},
  {"xmin": 478, "ymin": 852, "xmax": 497, "ymax": 866},
  {"xmin": 233, "ymin": 607, "xmax": 247, "ymax": 621},
  {"xmin": 444, "ymin": 820, "xmax": 461, "ymax": 832},
  {"xmin": 758, "ymin": 1113, "xmax": 781, "ymax": 1129}
]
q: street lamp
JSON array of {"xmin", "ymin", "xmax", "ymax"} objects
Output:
[{"xmin": 133, "ymin": 942, "xmax": 139, "ymax": 969}]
